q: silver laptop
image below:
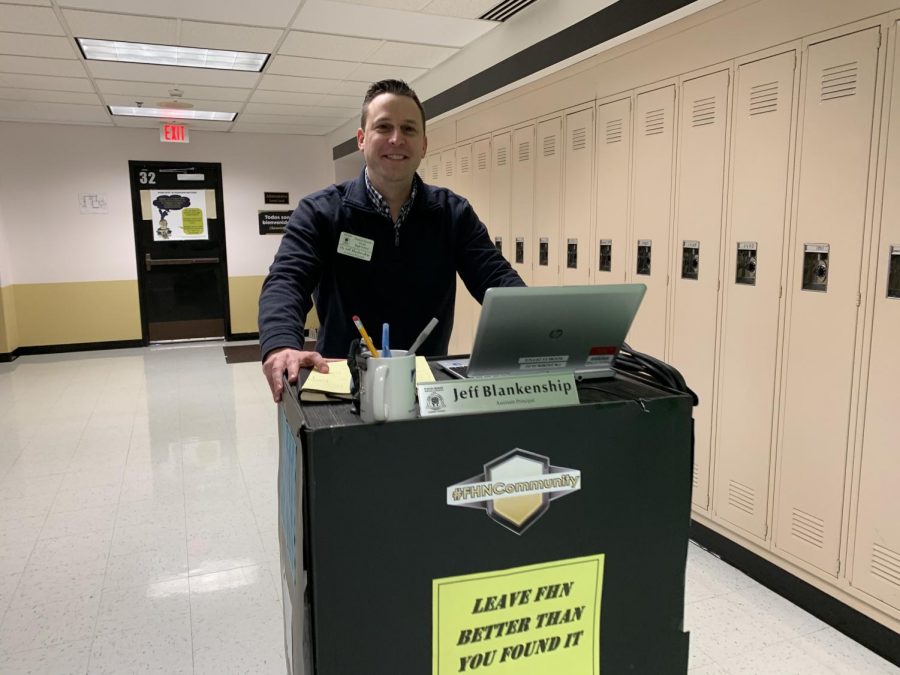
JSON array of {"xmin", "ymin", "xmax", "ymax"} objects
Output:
[{"xmin": 438, "ymin": 284, "xmax": 645, "ymax": 381}]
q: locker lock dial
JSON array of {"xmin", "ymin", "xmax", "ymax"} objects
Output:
[{"xmin": 802, "ymin": 244, "xmax": 830, "ymax": 292}]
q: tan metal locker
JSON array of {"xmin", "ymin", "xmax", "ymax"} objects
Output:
[
  {"xmin": 440, "ymin": 149, "xmax": 457, "ymax": 192},
  {"xmin": 533, "ymin": 117, "xmax": 563, "ymax": 286},
  {"xmin": 562, "ymin": 107, "xmax": 594, "ymax": 285},
  {"xmin": 775, "ymin": 27, "xmax": 881, "ymax": 575},
  {"xmin": 452, "ymin": 144, "xmax": 478, "ymax": 354},
  {"xmin": 851, "ymin": 21, "xmax": 900, "ymax": 611},
  {"xmin": 714, "ymin": 51, "xmax": 798, "ymax": 539},
  {"xmin": 511, "ymin": 124, "xmax": 536, "ymax": 285},
  {"xmin": 671, "ymin": 69, "xmax": 731, "ymax": 512},
  {"xmin": 593, "ymin": 97, "xmax": 632, "ymax": 285},
  {"xmin": 426, "ymin": 153, "xmax": 441, "ymax": 184},
  {"xmin": 628, "ymin": 85, "xmax": 676, "ymax": 358},
  {"xmin": 489, "ymin": 131, "xmax": 513, "ymax": 263}
]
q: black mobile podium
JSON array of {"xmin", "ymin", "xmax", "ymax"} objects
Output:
[{"xmin": 277, "ymin": 367, "xmax": 693, "ymax": 675}]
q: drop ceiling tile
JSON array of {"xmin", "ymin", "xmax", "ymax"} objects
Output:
[
  {"xmin": 232, "ymin": 122, "xmax": 336, "ymax": 135},
  {"xmin": 7, "ymin": 0, "xmax": 51, "ymax": 5},
  {"xmin": 240, "ymin": 112, "xmax": 338, "ymax": 126},
  {"xmin": 244, "ymin": 101, "xmax": 328, "ymax": 115},
  {"xmin": 294, "ymin": 0, "xmax": 497, "ymax": 48},
  {"xmin": 0, "ymin": 72, "xmax": 94, "ymax": 92},
  {"xmin": 0, "ymin": 87, "xmax": 100, "ymax": 105},
  {"xmin": 0, "ymin": 99, "xmax": 110, "ymax": 124},
  {"xmin": 63, "ymin": 10, "xmax": 177, "ymax": 44},
  {"xmin": 420, "ymin": 0, "xmax": 498, "ymax": 19},
  {"xmin": 279, "ymin": 31, "xmax": 381, "ymax": 62},
  {"xmin": 258, "ymin": 74, "xmax": 334, "ymax": 94},
  {"xmin": 0, "ymin": 32, "xmax": 78, "ymax": 59},
  {"xmin": 85, "ymin": 61, "xmax": 260, "ymax": 87},
  {"xmin": 346, "ymin": 62, "xmax": 426, "ymax": 83},
  {"xmin": 0, "ymin": 4, "xmax": 65, "ymax": 35},
  {"xmin": 367, "ymin": 41, "xmax": 457, "ymax": 68},
  {"xmin": 55, "ymin": 0, "xmax": 300, "ymax": 28},
  {"xmin": 318, "ymin": 93, "xmax": 361, "ymax": 108},
  {"xmin": 0, "ymin": 55, "xmax": 87, "ymax": 78},
  {"xmin": 102, "ymin": 94, "xmax": 244, "ymax": 113},
  {"xmin": 180, "ymin": 21, "xmax": 282, "ymax": 52},
  {"xmin": 326, "ymin": 0, "xmax": 429, "ymax": 9},
  {"xmin": 95, "ymin": 79, "xmax": 251, "ymax": 102},
  {"xmin": 250, "ymin": 89, "xmax": 325, "ymax": 105},
  {"xmin": 267, "ymin": 55, "xmax": 357, "ymax": 79},
  {"xmin": 328, "ymin": 79, "xmax": 370, "ymax": 96}
]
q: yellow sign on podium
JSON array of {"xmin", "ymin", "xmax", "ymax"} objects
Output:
[{"xmin": 433, "ymin": 554, "xmax": 604, "ymax": 675}]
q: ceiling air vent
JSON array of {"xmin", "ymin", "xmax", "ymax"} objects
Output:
[{"xmin": 479, "ymin": 0, "xmax": 539, "ymax": 22}]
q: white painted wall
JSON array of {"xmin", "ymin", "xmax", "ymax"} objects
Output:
[
  {"xmin": 0, "ymin": 180, "xmax": 9, "ymax": 287},
  {"xmin": 0, "ymin": 122, "xmax": 333, "ymax": 284}
]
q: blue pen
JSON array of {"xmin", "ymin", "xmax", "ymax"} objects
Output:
[{"xmin": 381, "ymin": 323, "xmax": 391, "ymax": 357}]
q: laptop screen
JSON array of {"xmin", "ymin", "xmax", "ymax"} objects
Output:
[{"xmin": 443, "ymin": 284, "xmax": 645, "ymax": 380}]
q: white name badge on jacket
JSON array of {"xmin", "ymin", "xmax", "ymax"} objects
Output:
[{"xmin": 337, "ymin": 232, "xmax": 374, "ymax": 261}]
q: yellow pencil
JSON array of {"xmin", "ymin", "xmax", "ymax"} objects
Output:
[{"xmin": 352, "ymin": 315, "xmax": 380, "ymax": 358}]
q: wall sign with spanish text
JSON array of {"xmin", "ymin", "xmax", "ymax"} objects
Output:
[{"xmin": 259, "ymin": 210, "xmax": 291, "ymax": 235}]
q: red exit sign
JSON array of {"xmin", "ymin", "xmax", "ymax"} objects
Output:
[{"xmin": 160, "ymin": 123, "xmax": 189, "ymax": 143}]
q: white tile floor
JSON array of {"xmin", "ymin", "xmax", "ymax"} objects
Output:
[{"xmin": 0, "ymin": 343, "xmax": 896, "ymax": 675}]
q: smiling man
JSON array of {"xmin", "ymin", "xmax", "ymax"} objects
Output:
[{"xmin": 259, "ymin": 80, "xmax": 524, "ymax": 402}]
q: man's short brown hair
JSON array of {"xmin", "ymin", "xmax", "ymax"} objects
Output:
[{"xmin": 360, "ymin": 79, "xmax": 426, "ymax": 132}]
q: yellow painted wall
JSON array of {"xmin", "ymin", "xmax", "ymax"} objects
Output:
[
  {"xmin": 229, "ymin": 274, "xmax": 320, "ymax": 336},
  {"xmin": 0, "ymin": 284, "xmax": 18, "ymax": 353},
  {"xmin": 14, "ymin": 280, "xmax": 141, "ymax": 347}
]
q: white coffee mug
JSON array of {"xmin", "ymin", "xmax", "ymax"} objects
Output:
[{"xmin": 359, "ymin": 349, "xmax": 418, "ymax": 423}]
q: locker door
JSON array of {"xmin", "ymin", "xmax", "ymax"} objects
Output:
[
  {"xmin": 441, "ymin": 149, "xmax": 457, "ymax": 192},
  {"xmin": 511, "ymin": 125, "xmax": 536, "ymax": 285},
  {"xmin": 469, "ymin": 139, "xmax": 491, "ymax": 219},
  {"xmin": 714, "ymin": 51, "xmax": 797, "ymax": 539},
  {"xmin": 452, "ymin": 144, "xmax": 478, "ymax": 353},
  {"xmin": 562, "ymin": 108, "xmax": 594, "ymax": 285},
  {"xmin": 489, "ymin": 132, "xmax": 512, "ymax": 262},
  {"xmin": 851, "ymin": 22, "xmax": 900, "ymax": 611},
  {"xmin": 427, "ymin": 153, "xmax": 441, "ymax": 184},
  {"xmin": 628, "ymin": 85, "xmax": 676, "ymax": 357},
  {"xmin": 671, "ymin": 69, "xmax": 730, "ymax": 512},
  {"xmin": 775, "ymin": 28, "xmax": 881, "ymax": 575},
  {"xmin": 594, "ymin": 98, "xmax": 632, "ymax": 284},
  {"xmin": 533, "ymin": 117, "xmax": 563, "ymax": 286}
]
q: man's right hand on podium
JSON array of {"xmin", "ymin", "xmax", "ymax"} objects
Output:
[{"xmin": 263, "ymin": 347, "xmax": 330, "ymax": 402}]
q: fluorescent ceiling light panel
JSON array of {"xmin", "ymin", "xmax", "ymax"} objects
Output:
[
  {"xmin": 109, "ymin": 106, "xmax": 237, "ymax": 121},
  {"xmin": 78, "ymin": 38, "xmax": 268, "ymax": 72}
]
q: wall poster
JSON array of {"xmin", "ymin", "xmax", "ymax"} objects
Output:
[{"xmin": 151, "ymin": 190, "xmax": 208, "ymax": 241}]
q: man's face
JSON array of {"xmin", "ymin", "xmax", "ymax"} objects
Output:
[{"xmin": 357, "ymin": 93, "xmax": 427, "ymax": 192}]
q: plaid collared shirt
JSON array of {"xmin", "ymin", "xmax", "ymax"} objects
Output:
[{"xmin": 364, "ymin": 168, "xmax": 417, "ymax": 246}]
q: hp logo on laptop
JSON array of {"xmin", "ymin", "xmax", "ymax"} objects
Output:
[{"xmin": 549, "ymin": 329, "xmax": 564, "ymax": 339}]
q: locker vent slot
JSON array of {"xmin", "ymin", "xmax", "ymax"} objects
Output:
[
  {"xmin": 645, "ymin": 109, "xmax": 665, "ymax": 136},
  {"xmin": 606, "ymin": 119, "xmax": 623, "ymax": 144},
  {"xmin": 477, "ymin": 152, "xmax": 487, "ymax": 171},
  {"xmin": 518, "ymin": 141, "xmax": 530, "ymax": 162},
  {"xmin": 791, "ymin": 508, "xmax": 825, "ymax": 548},
  {"xmin": 542, "ymin": 134, "xmax": 557, "ymax": 157},
  {"xmin": 749, "ymin": 81, "xmax": 779, "ymax": 116},
  {"xmin": 820, "ymin": 62, "xmax": 858, "ymax": 102},
  {"xmin": 445, "ymin": 160, "xmax": 453, "ymax": 176},
  {"xmin": 571, "ymin": 127, "xmax": 587, "ymax": 151},
  {"xmin": 692, "ymin": 96, "xmax": 716, "ymax": 127},
  {"xmin": 727, "ymin": 480, "xmax": 755, "ymax": 515},
  {"xmin": 871, "ymin": 543, "xmax": 900, "ymax": 588},
  {"xmin": 497, "ymin": 146, "xmax": 508, "ymax": 167},
  {"xmin": 431, "ymin": 164, "xmax": 438, "ymax": 180},
  {"xmin": 692, "ymin": 464, "xmax": 699, "ymax": 489},
  {"xmin": 460, "ymin": 156, "xmax": 470, "ymax": 173}
]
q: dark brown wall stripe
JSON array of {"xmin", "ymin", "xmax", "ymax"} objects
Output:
[{"xmin": 333, "ymin": 0, "xmax": 698, "ymax": 160}]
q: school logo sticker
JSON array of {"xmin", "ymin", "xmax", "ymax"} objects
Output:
[{"xmin": 446, "ymin": 449, "xmax": 581, "ymax": 534}]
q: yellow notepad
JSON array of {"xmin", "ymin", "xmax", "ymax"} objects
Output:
[{"xmin": 300, "ymin": 357, "xmax": 435, "ymax": 402}]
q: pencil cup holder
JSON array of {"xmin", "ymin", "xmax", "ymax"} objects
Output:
[{"xmin": 358, "ymin": 349, "xmax": 417, "ymax": 423}]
